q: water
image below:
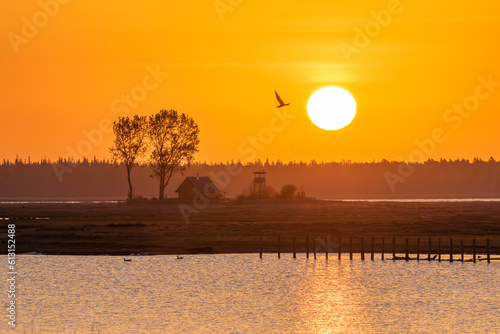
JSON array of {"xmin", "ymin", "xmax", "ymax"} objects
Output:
[
  {"xmin": 0, "ymin": 200, "xmax": 121, "ymax": 204},
  {"xmin": 4, "ymin": 254, "xmax": 500, "ymax": 333},
  {"xmin": 2, "ymin": 198, "xmax": 500, "ymax": 205},
  {"xmin": 334, "ymin": 198, "xmax": 500, "ymax": 202}
]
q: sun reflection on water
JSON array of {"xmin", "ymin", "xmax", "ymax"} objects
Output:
[{"xmin": 6, "ymin": 254, "xmax": 500, "ymax": 333}]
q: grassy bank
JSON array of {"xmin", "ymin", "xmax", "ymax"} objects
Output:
[{"xmin": 1, "ymin": 200, "xmax": 500, "ymax": 255}]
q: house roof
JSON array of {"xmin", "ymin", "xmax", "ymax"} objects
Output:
[{"xmin": 175, "ymin": 176, "xmax": 221, "ymax": 193}]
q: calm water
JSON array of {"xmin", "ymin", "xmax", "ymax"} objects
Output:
[
  {"xmin": 2, "ymin": 198, "xmax": 500, "ymax": 204},
  {"xmin": 4, "ymin": 254, "xmax": 500, "ymax": 333}
]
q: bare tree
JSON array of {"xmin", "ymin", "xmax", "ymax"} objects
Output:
[
  {"xmin": 148, "ymin": 109, "xmax": 200, "ymax": 199},
  {"xmin": 110, "ymin": 115, "xmax": 148, "ymax": 200}
]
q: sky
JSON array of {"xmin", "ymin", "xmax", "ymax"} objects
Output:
[{"xmin": 1, "ymin": 0, "xmax": 500, "ymax": 163}]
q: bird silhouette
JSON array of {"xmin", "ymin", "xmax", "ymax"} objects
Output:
[{"xmin": 275, "ymin": 91, "xmax": 289, "ymax": 108}]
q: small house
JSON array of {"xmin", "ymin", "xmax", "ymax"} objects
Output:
[{"xmin": 175, "ymin": 176, "xmax": 221, "ymax": 200}]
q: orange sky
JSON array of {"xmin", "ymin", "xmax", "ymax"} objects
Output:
[{"xmin": 1, "ymin": 1, "xmax": 500, "ymax": 163}]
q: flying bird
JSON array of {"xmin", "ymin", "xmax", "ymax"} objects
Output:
[{"xmin": 275, "ymin": 91, "xmax": 290, "ymax": 108}]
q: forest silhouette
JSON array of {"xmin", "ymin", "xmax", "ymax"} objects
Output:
[{"xmin": 1, "ymin": 157, "xmax": 499, "ymax": 199}]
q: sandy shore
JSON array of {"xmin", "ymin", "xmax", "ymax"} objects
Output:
[{"xmin": 1, "ymin": 200, "xmax": 499, "ymax": 255}]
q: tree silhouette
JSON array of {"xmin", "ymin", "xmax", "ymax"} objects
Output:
[
  {"xmin": 148, "ymin": 109, "xmax": 200, "ymax": 199},
  {"xmin": 110, "ymin": 115, "xmax": 147, "ymax": 200}
]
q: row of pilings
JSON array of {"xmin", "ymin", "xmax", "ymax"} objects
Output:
[{"xmin": 260, "ymin": 236, "xmax": 498, "ymax": 263}]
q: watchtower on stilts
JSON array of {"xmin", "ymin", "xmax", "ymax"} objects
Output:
[{"xmin": 253, "ymin": 171, "xmax": 267, "ymax": 198}]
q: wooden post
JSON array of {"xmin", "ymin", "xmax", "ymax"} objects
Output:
[
  {"xmin": 293, "ymin": 235, "xmax": 296, "ymax": 259},
  {"xmin": 306, "ymin": 234, "xmax": 309, "ymax": 259},
  {"xmin": 349, "ymin": 237, "xmax": 353, "ymax": 260},
  {"xmin": 278, "ymin": 234, "xmax": 281, "ymax": 259},
  {"xmin": 361, "ymin": 238, "xmax": 365, "ymax": 261},
  {"xmin": 313, "ymin": 237, "xmax": 316, "ymax": 260},
  {"xmin": 325, "ymin": 237, "xmax": 328, "ymax": 260},
  {"xmin": 371, "ymin": 237, "xmax": 375, "ymax": 261},
  {"xmin": 381, "ymin": 237, "xmax": 385, "ymax": 260},
  {"xmin": 487, "ymin": 239, "xmax": 490, "ymax": 263},
  {"xmin": 392, "ymin": 237, "xmax": 396, "ymax": 261},
  {"xmin": 438, "ymin": 239, "xmax": 441, "ymax": 262},
  {"xmin": 449, "ymin": 238, "xmax": 453, "ymax": 263},
  {"xmin": 338, "ymin": 237, "xmax": 342, "ymax": 260},
  {"xmin": 260, "ymin": 235, "xmax": 263, "ymax": 259},
  {"xmin": 405, "ymin": 238, "xmax": 409, "ymax": 261},
  {"xmin": 416, "ymin": 238, "xmax": 420, "ymax": 261},
  {"xmin": 428, "ymin": 237, "xmax": 432, "ymax": 261},
  {"xmin": 473, "ymin": 239, "xmax": 476, "ymax": 263},
  {"xmin": 460, "ymin": 239, "xmax": 464, "ymax": 262}
]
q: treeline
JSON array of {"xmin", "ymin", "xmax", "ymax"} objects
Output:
[
  {"xmin": 1, "ymin": 155, "xmax": 111, "ymax": 166},
  {"xmin": 1, "ymin": 158, "xmax": 499, "ymax": 199},
  {"xmin": 2, "ymin": 156, "xmax": 498, "ymax": 167}
]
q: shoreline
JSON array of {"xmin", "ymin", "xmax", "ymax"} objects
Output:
[
  {"xmin": 2, "ymin": 195, "xmax": 500, "ymax": 203},
  {"xmin": 1, "ymin": 200, "xmax": 499, "ymax": 255}
]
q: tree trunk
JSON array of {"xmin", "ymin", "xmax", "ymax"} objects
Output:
[
  {"xmin": 159, "ymin": 174, "xmax": 164, "ymax": 200},
  {"xmin": 127, "ymin": 165, "xmax": 133, "ymax": 200}
]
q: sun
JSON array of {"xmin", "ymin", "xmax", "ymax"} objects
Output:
[{"xmin": 307, "ymin": 86, "xmax": 356, "ymax": 130}]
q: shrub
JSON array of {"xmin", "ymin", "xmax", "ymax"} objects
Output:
[{"xmin": 279, "ymin": 184, "xmax": 297, "ymax": 198}]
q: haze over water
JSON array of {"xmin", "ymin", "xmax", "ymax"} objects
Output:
[{"xmin": 7, "ymin": 254, "xmax": 500, "ymax": 333}]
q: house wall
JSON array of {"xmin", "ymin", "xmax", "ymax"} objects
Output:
[
  {"xmin": 177, "ymin": 189, "xmax": 195, "ymax": 200},
  {"xmin": 177, "ymin": 188, "xmax": 221, "ymax": 200}
]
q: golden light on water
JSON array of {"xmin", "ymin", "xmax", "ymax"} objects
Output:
[{"xmin": 291, "ymin": 260, "xmax": 368, "ymax": 333}]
